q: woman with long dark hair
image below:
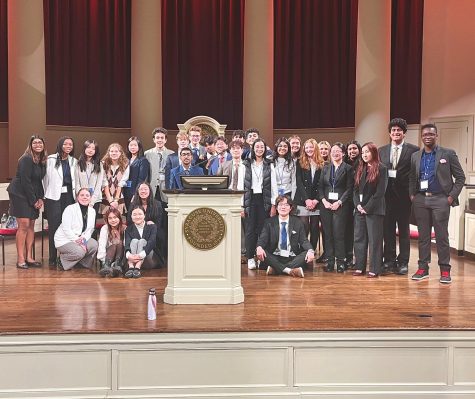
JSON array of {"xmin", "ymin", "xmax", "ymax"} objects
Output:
[
  {"xmin": 7, "ymin": 135, "xmax": 47, "ymax": 269},
  {"xmin": 294, "ymin": 139, "xmax": 325, "ymax": 250},
  {"xmin": 75, "ymin": 139, "xmax": 103, "ymax": 215},
  {"xmin": 243, "ymin": 138, "xmax": 278, "ymax": 270},
  {"xmin": 123, "ymin": 136, "xmax": 150, "ymax": 211},
  {"xmin": 318, "ymin": 142, "xmax": 354, "ymax": 273},
  {"xmin": 43, "ymin": 136, "xmax": 77, "ymax": 266},
  {"xmin": 272, "ymin": 138, "xmax": 295, "ymax": 198},
  {"xmin": 352, "ymin": 142, "xmax": 388, "ymax": 278},
  {"xmin": 344, "ymin": 140, "xmax": 362, "ymax": 269},
  {"xmin": 97, "ymin": 207, "xmax": 125, "ymax": 277}
]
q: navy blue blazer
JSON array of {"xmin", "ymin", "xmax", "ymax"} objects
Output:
[
  {"xmin": 123, "ymin": 156, "xmax": 150, "ymax": 199},
  {"xmin": 169, "ymin": 165, "xmax": 205, "ymax": 189}
]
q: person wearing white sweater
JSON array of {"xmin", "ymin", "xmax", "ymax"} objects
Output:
[
  {"xmin": 54, "ymin": 188, "xmax": 98, "ymax": 270},
  {"xmin": 97, "ymin": 207, "xmax": 125, "ymax": 277}
]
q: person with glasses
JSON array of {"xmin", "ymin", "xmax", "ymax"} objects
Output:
[
  {"xmin": 256, "ymin": 195, "xmax": 314, "ymax": 278},
  {"xmin": 409, "ymin": 124, "xmax": 465, "ymax": 284},
  {"xmin": 169, "ymin": 147, "xmax": 204, "ymax": 190},
  {"xmin": 318, "ymin": 142, "xmax": 354, "ymax": 273}
]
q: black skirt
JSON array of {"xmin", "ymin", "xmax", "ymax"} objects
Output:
[{"xmin": 8, "ymin": 193, "xmax": 39, "ymax": 220}]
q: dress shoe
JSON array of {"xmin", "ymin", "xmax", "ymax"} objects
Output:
[
  {"xmin": 111, "ymin": 262, "xmax": 122, "ymax": 277},
  {"xmin": 367, "ymin": 272, "xmax": 379, "ymax": 278},
  {"xmin": 315, "ymin": 254, "xmax": 328, "ymax": 263},
  {"xmin": 396, "ymin": 263, "xmax": 408, "ymax": 275},
  {"xmin": 56, "ymin": 258, "xmax": 64, "ymax": 271},
  {"xmin": 132, "ymin": 269, "xmax": 142, "ymax": 278},
  {"xmin": 289, "ymin": 267, "xmax": 304, "ymax": 278},
  {"xmin": 382, "ymin": 261, "xmax": 396, "ymax": 275},
  {"xmin": 26, "ymin": 260, "xmax": 42, "ymax": 268},
  {"xmin": 336, "ymin": 263, "xmax": 346, "ymax": 273},
  {"xmin": 324, "ymin": 263, "xmax": 335, "ymax": 272},
  {"xmin": 16, "ymin": 263, "xmax": 28, "ymax": 269},
  {"xmin": 124, "ymin": 268, "xmax": 134, "ymax": 279},
  {"xmin": 99, "ymin": 261, "xmax": 112, "ymax": 277},
  {"xmin": 352, "ymin": 269, "xmax": 365, "ymax": 276},
  {"xmin": 345, "ymin": 260, "xmax": 356, "ymax": 270}
]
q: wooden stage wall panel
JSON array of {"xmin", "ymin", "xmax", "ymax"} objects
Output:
[{"xmin": 1, "ymin": 331, "xmax": 475, "ymax": 398}]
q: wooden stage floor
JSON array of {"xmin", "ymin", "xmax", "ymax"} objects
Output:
[{"xmin": 1, "ymin": 241, "xmax": 475, "ymax": 335}]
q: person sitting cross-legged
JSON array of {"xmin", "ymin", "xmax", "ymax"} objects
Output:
[{"xmin": 256, "ymin": 195, "xmax": 315, "ymax": 278}]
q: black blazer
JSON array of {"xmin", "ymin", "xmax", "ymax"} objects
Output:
[
  {"xmin": 123, "ymin": 156, "xmax": 150, "ymax": 198},
  {"xmin": 257, "ymin": 215, "xmax": 313, "ymax": 255},
  {"xmin": 409, "ymin": 146, "xmax": 466, "ymax": 206},
  {"xmin": 317, "ymin": 162, "xmax": 354, "ymax": 204},
  {"xmin": 378, "ymin": 142, "xmax": 419, "ymax": 195},
  {"xmin": 294, "ymin": 162, "xmax": 321, "ymax": 206},
  {"xmin": 124, "ymin": 223, "xmax": 157, "ymax": 256},
  {"xmin": 353, "ymin": 164, "xmax": 388, "ymax": 215}
]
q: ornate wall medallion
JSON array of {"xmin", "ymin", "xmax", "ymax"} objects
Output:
[{"xmin": 183, "ymin": 207, "xmax": 226, "ymax": 250}]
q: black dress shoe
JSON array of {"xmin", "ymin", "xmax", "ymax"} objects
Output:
[
  {"xmin": 397, "ymin": 263, "xmax": 408, "ymax": 275},
  {"xmin": 336, "ymin": 263, "xmax": 345, "ymax": 273},
  {"xmin": 26, "ymin": 260, "xmax": 42, "ymax": 268},
  {"xmin": 382, "ymin": 261, "xmax": 396, "ymax": 275}
]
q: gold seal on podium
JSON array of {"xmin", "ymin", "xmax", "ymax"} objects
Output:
[{"xmin": 183, "ymin": 207, "xmax": 226, "ymax": 250}]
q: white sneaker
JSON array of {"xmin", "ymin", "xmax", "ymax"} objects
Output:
[{"xmin": 248, "ymin": 258, "xmax": 257, "ymax": 270}]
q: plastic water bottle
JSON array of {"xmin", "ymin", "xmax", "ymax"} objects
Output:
[{"xmin": 147, "ymin": 288, "xmax": 157, "ymax": 320}]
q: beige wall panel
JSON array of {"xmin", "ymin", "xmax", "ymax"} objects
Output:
[
  {"xmin": 118, "ymin": 348, "xmax": 288, "ymax": 388},
  {"xmin": 454, "ymin": 347, "xmax": 475, "ymax": 385},
  {"xmin": 0, "ymin": 350, "xmax": 111, "ymax": 391},
  {"xmin": 294, "ymin": 347, "xmax": 448, "ymax": 386}
]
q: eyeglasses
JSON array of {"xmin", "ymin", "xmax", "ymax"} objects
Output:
[{"xmin": 180, "ymin": 153, "xmax": 192, "ymax": 157}]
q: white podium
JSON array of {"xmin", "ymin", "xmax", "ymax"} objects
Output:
[{"xmin": 163, "ymin": 190, "xmax": 245, "ymax": 304}]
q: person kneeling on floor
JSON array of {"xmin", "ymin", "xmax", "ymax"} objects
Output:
[{"xmin": 256, "ymin": 195, "xmax": 314, "ymax": 278}]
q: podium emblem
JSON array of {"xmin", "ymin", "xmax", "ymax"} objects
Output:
[{"xmin": 183, "ymin": 207, "xmax": 226, "ymax": 250}]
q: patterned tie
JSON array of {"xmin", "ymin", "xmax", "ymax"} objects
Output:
[
  {"xmin": 219, "ymin": 155, "xmax": 225, "ymax": 165},
  {"xmin": 232, "ymin": 164, "xmax": 239, "ymax": 190},
  {"xmin": 184, "ymin": 169, "xmax": 190, "ymax": 175},
  {"xmin": 392, "ymin": 146, "xmax": 399, "ymax": 169},
  {"xmin": 280, "ymin": 222, "xmax": 287, "ymax": 250}
]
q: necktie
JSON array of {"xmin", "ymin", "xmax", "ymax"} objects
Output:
[
  {"xmin": 392, "ymin": 146, "xmax": 399, "ymax": 169},
  {"xmin": 219, "ymin": 155, "xmax": 224, "ymax": 165},
  {"xmin": 280, "ymin": 222, "xmax": 287, "ymax": 250},
  {"xmin": 232, "ymin": 163, "xmax": 239, "ymax": 190},
  {"xmin": 184, "ymin": 169, "xmax": 190, "ymax": 175},
  {"xmin": 192, "ymin": 148, "xmax": 198, "ymax": 159}
]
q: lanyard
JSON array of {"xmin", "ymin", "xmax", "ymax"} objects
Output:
[
  {"xmin": 330, "ymin": 164, "xmax": 339, "ymax": 192},
  {"xmin": 422, "ymin": 151, "xmax": 434, "ymax": 180}
]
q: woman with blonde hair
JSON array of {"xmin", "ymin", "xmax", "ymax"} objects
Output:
[
  {"xmin": 101, "ymin": 143, "xmax": 129, "ymax": 215},
  {"xmin": 318, "ymin": 140, "xmax": 331, "ymax": 164},
  {"xmin": 294, "ymin": 139, "xmax": 325, "ymax": 250}
]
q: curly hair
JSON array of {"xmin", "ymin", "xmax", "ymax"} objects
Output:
[{"xmin": 102, "ymin": 143, "xmax": 129, "ymax": 173}]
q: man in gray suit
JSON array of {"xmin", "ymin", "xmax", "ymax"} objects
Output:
[
  {"xmin": 256, "ymin": 195, "xmax": 315, "ymax": 278},
  {"xmin": 409, "ymin": 123, "xmax": 465, "ymax": 284},
  {"xmin": 378, "ymin": 118, "xmax": 419, "ymax": 275}
]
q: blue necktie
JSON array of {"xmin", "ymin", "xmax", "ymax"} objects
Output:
[{"xmin": 280, "ymin": 222, "xmax": 287, "ymax": 250}]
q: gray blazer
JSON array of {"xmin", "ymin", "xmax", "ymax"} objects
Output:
[
  {"xmin": 145, "ymin": 147, "xmax": 174, "ymax": 201},
  {"xmin": 409, "ymin": 146, "xmax": 465, "ymax": 206}
]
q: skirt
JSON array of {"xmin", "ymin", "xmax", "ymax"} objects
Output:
[{"xmin": 8, "ymin": 193, "xmax": 39, "ymax": 219}]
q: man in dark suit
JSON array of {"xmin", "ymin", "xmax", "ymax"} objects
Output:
[
  {"xmin": 169, "ymin": 147, "xmax": 204, "ymax": 190},
  {"xmin": 164, "ymin": 132, "xmax": 190, "ymax": 189},
  {"xmin": 378, "ymin": 118, "xmax": 419, "ymax": 275},
  {"xmin": 256, "ymin": 195, "xmax": 315, "ymax": 278},
  {"xmin": 409, "ymin": 123, "xmax": 465, "ymax": 284}
]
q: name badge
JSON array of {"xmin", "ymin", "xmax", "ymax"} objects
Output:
[
  {"xmin": 280, "ymin": 249, "xmax": 290, "ymax": 258},
  {"xmin": 88, "ymin": 188, "xmax": 94, "ymax": 196},
  {"xmin": 388, "ymin": 169, "xmax": 397, "ymax": 178},
  {"xmin": 158, "ymin": 173, "xmax": 165, "ymax": 181},
  {"xmin": 420, "ymin": 180, "xmax": 429, "ymax": 190},
  {"xmin": 329, "ymin": 192, "xmax": 339, "ymax": 201},
  {"xmin": 278, "ymin": 188, "xmax": 285, "ymax": 196},
  {"xmin": 359, "ymin": 194, "xmax": 363, "ymax": 202},
  {"xmin": 126, "ymin": 180, "xmax": 132, "ymax": 188},
  {"xmin": 61, "ymin": 186, "xmax": 68, "ymax": 193}
]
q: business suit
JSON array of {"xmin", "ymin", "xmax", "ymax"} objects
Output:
[
  {"xmin": 318, "ymin": 162, "xmax": 354, "ymax": 268},
  {"xmin": 409, "ymin": 146, "xmax": 465, "ymax": 271},
  {"xmin": 145, "ymin": 147, "xmax": 174, "ymax": 200},
  {"xmin": 169, "ymin": 165, "xmax": 205, "ymax": 189},
  {"xmin": 123, "ymin": 156, "xmax": 150, "ymax": 210},
  {"xmin": 189, "ymin": 144, "xmax": 207, "ymax": 165},
  {"xmin": 257, "ymin": 215, "xmax": 312, "ymax": 274},
  {"xmin": 208, "ymin": 152, "xmax": 232, "ymax": 176},
  {"xmin": 353, "ymin": 164, "xmax": 388, "ymax": 275},
  {"xmin": 379, "ymin": 142, "xmax": 419, "ymax": 270},
  {"xmin": 294, "ymin": 162, "xmax": 322, "ymax": 249}
]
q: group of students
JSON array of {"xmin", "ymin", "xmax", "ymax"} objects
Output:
[{"xmin": 7, "ymin": 117, "xmax": 465, "ymax": 282}]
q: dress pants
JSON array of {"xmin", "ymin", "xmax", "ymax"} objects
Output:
[
  {"xmin": 245, "ymin": 194, "xmax": 268, "ymax": 259},
  {"xmin": 383, "ymin": 193, "xmax": 411, "ymax": 264},
  {"xmin": 354, "ymin": 213, "xmax": 384, "ymax": 274},
  {"xmin": 345, "ymin": 204, "xmax": 355, "ymax": 261},
  {"xmin": 45, "ymin": 192, "xmax": 74, "ymax": 263},
  {"xmin": 263, "ymin": 252, "xmax": 308, "ymax": 274},
  {"xmin": 57, "ymin": 238, "xmax": 98, "ymax": 270},
  {"xmin": 412, "ymin": 193, "xmax": 451, "ymax": 271},
  {"xmin": 320, "ymin": 204, "xmax": 348, "ymax": 264}
]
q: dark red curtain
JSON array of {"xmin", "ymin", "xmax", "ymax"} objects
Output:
[
  {"xmin": 274, "ymin": 0, "xmax": 358, "ymax": 129},
  {"xmin": 161, "ymin": 0, "xmax": 244, "ymax": 130},
  {"xmin": 44, "ymin": 0, "xmax": 131, "ymax": 128},
  {"xmin": 0, "ymin": 0, "xmax": 7, "ymax": 122},
  {"xmin": 390, "ymin": 0, "xmax": 424, "ymax": 124}
]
